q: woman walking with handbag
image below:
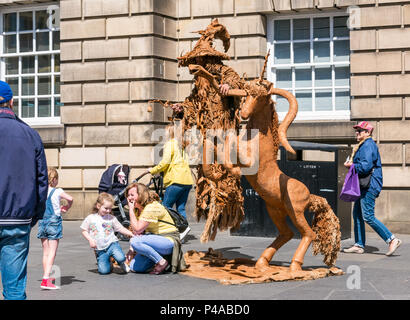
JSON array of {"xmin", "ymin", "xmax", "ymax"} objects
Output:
[{"xmin": 343, "ymin": 121, "xmax": 401, "ymax": 255}]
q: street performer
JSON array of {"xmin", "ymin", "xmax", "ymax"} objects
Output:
[{"xmin": 171, "ymin": 19, "xmax": 245, "ymax": 242}]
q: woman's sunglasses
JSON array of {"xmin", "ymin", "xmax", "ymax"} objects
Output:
[{"xmin": 355, "ymin": 128, "xmax": 367, "ymax": 133}]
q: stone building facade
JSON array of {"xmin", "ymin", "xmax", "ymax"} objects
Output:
[{"xmin": 0, "ymin": 0, "xmax": 409, "ymax": 234}]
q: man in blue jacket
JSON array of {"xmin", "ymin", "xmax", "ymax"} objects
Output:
[
  {"xmin": 0, "ymin": 81, "xmax": 48, "ymax": 300},
  {"xmin": 343, "ymin": 121, "xmax": 401, "ymax": 256}
]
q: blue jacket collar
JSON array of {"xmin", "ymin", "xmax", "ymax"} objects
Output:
[{"xmin": 0, "ymin": 107, "xmax": 16, "ymax": 119}]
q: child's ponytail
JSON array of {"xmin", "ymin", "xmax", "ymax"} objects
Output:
[{"xmin": 47, "ymin": 167, "xmax": 59, "ymax": 185}]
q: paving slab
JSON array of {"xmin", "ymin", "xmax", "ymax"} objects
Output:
[{"xmin": 14, "ymin": 221, "xmax": 410, "ymax": 300}]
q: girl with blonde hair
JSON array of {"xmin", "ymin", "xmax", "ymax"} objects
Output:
[
  {"xmin": 37, "ymin": 167, "xmax": 73, "ymax": 290},
  {"xmin": 80, "ymin": 192, "xmax": 134, "ymax": 275}
]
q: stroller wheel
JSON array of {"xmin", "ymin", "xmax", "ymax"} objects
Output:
[{"xmin": 116, "ymin": 220, "xmax": 131, "ymax": 241}]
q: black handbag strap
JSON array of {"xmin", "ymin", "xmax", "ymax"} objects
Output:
[{"xmin": 158, "ymin": 219, "xmax": 176, "ymax": 228}]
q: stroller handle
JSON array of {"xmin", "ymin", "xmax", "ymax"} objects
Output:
[{"xmin": 135, "ymin": 171, "xmax": 151, "ymax": 181}]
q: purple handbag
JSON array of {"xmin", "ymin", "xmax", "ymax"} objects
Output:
[{"xmin": 339, "ymin": 164, "xmax": 361, "ymax": 202}]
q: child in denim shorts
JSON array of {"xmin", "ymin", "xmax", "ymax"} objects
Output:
[{"xmin": 37, "ymin": 168, "xmax": 73, "ymax": 290}]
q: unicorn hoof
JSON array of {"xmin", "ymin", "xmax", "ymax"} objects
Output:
[
  {"xmin": 289, "ymin": 260, "xmax": 303, "ymax": 272},
  {"xmin": 255, "ymin": 257, "xmax": 270, "ymax": 271}
]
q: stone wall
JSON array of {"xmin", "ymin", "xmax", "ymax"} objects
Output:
[
  {"xmin": 348, "ymin": 0, "xmax": 410, "ymax": 234},
  {"xmin": 176, "ymin": 0, "xmax": 410, "ymax": 233},
  {"xmin": 57, "ymin": 0, "xmax": 179, "ymax": 218},
  {"xmin": 56, "ymin": 0, "xmax": 273, "ymax": 220},
  {"xmin": 51, "ymin": 0, "xmax": 410, "ymax": 231},
  {"xmin": 2, "ymin": 0, "xmax": 409, "ymax": 232}
]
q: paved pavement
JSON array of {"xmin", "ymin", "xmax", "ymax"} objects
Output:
[{"xmin": 23, "ymin": 221, "xmax": 410, "ymax": 300}]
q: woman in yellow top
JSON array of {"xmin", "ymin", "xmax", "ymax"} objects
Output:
[
  {"xmin": 125, "ymin": 182, "xmax": 186, "ymax": 274},
  {"xmin": 146, "ymin": 124, "xmax": 194, "ymax": 241}
]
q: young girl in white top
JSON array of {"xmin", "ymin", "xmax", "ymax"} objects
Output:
[
  {"xmin": 81, "ymin": 192, "xmax": 134, "ymax": 275},
  {"xmin": 37, "ymin": 167, "xmax": 73, "ymax": 290}
]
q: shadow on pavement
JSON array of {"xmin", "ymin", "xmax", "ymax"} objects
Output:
[
  {"xmin": 88, "ymin": 269, "xmax": 99, "ymax": 274},
  {"xmin": 364, "ymin": 245, "xmax": 381, "ymax": 254},
  {"xmin": 61, "ymin": 276, "xmax": 86, "ymax": 286},
  {"xmin": 208, "ymin": 247, "xmax": 254, "ymax": 260}
]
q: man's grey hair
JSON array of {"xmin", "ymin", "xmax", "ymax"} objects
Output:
[{"xmin": 0, "ymin": 100, "xmax": 12, "ymax": 108}]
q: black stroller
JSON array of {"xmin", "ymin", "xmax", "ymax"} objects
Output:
[{"xmin": 98, "ymin": 164, "xmax": 164, "ymax": 241}]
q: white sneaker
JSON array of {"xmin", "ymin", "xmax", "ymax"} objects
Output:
[
  {"xmin": 386, "ymin": 238, "xmax": 402, "ymax": 256},
  {"xmin": 343, "ymin": 246, "xmax": 364, "ymax": 254},
  {"xmin": 120, "ymin": 262, "xmax": 130, "ymax": 273},
  {"xmin": 179, "ymin": 226, "xmax": 191, "ymax": 241}
]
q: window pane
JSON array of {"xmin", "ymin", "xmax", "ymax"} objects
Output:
[
  {"xmin": 276, "ymin": 96, "xmax": 288, "ymax": 112},
  {"xmin": 53, "ymin": 31, "xmax": 60, "ymax": 50},
  {"xmin": 54, "ymin": 98, "xmax": 61, "ymax": 117},
  {"xmin": 276, "ymin": 69, "xmax": 292, "ymax": 88},
  {"xmin": 293, "ymin": 19, "xmax": 310, "ymax": 40},
  {"xmin": 335, "ymin": 66, "xmax": 350, "ymax": 86},
  {"xmin": 335, "ymin": 90, "xmax": 350, "ymax": 110},
  {"xmin": 4, "ymin": 13, "xmax": 17, "ymax": 32},
  {"xmin": 295, "ymin": 68, "xmax": 311, "ymax": 88},
  {"xmin": 36, "ymin": 10, "xmax": 49, "ymax": 30},
  {"xmin": 22, "ymin": 56, "xmax": 35, "ymax": 74},
  {"xmin": 38, "ymin": 55, "xmax": 51, "ymax": 73},
  {"xmin": 295, "ymin": 91, "xmax": 312, "ymax": 111},
  {"xmin": 274, "ymin": 43, "xmax": 290, "ymax": 64},
  {"xmin": 13, "ymin": 98, "xmax": 20, "ymax": 117},
  {"xmin": 334, "ymin": 40, "xmax": 350, "ymax": 61},
  {"xmin": 315, "ymin": 67, "xmax": 332, "ymax": 87},
  {"xmin": 54, "ymin": 54, "xmax": 60, "ymax": 72},
  {"xmin": 315, "ymin": 90, "xmax": 332, "ymax": 111},
  {"xmin": 21, "ymin": 98, "xmax": 35, "ymax": 118},
  {"xmin": 313, "ymin": 41, "xmax": 330, "ymax": 62},
  {"xmin": 38, "ymin": 76, "xmax": 51, "ymax": 95},
  {"xmin": 4, "ymin": 35, "xmax": 17, "ymax": 53},
  {"xmin": 22, "ymin": 77, "xmax": 35, "ymax": 96},
  {"xmin": 294, "ymin": 42, "xmax": 310, "ymax": 63},
  {"xmin": 19, "ymin": 11, "xmax": 33, "ymax": 31},
  {"xmin": 38, "ymin": 98, "xmax": 51, "ymax": 117},
  {"xmin": 19, "ymin": 33, "xmax": 33, "ymax": 52},
  {"xmin": 274, "ymin": 20, "xmax": 290, "ymax": 41},
  {"xmin": 54, "ymin": 76, "xmax": 60, "ymax": 95},
  {"xmin": 334, "ymin": 16, "xmax": 349, "ymax": 38},
  {"xmin": 36, "ymin": 32, "xmax": 49, "ymax": 51},
  {"xmin": 7, "ymin": 78, "xmax": 19, "ymax": 96},
  {"xmin": 313, "ymin": 18, "xmax": 329, "ymax": 39},
  {"xmin": 5, "ymin": 57, "xmax": 19, "ymax": 75}
]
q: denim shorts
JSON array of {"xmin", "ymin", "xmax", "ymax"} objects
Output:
[{"xmin": 37, "ymin": 216, "xmax": 63, "ymax": 240}]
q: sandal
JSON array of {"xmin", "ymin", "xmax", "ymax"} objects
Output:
[
  {"xmin": 149, "ymin": 260, "xmax": 168, "ymax": 275},
  {"xmin": 386, "ymin": 238, "xmax": 402, "ymax": 256}
]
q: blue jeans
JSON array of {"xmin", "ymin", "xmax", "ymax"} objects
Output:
[
  {"xmin": 95, "ymin": 241, "xmax": 126, "ymax": 275},
  {"xmin": 162, "ymin": 183, "xmax": 192, "ymax": 218},
  {"xmin": 0, "ymin": 224, "xmax": 31, "ymax": 300},
  {"xmin": 353, "ymin": 189, "xmax": 395, "ymax": 248},
  {"xmin": 129, "ymin": 234, "xmax": 174, "ymax": 273}
]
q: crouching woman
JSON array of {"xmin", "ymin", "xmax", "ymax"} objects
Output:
[{"xmin": 125, "ymin": 182, "xmax": 187, "ymax": 274}]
